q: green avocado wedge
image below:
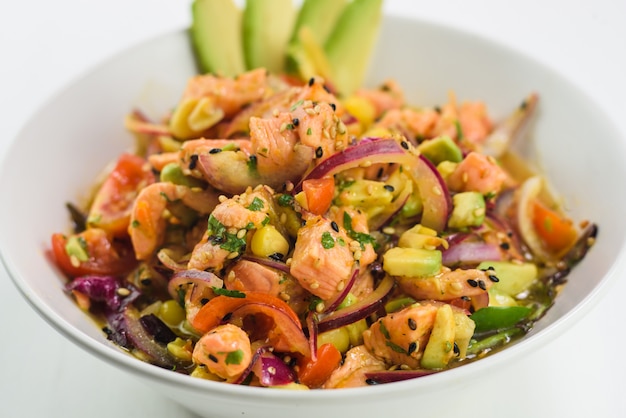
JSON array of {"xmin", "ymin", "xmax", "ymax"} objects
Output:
[
  {"xmin": 285, "ymin": 0, "xmax": 348, "ymax": 81},
  {"xmin": 242, "ymin": 0, "xmax": 296, "ymax": 73},
  {"xmin": 191, "ymin": 0, "xmax": 246, "ymax": 76},
  {"xmin": 324, "ymin": 0, "xmax": 383, "ymax": 97}
]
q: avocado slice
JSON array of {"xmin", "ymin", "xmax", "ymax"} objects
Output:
[
  {"xmin": 285, "ymin": 0, "xmax": 347, "ymax": 80},
  {"xmin": 290, "ymin": 0, "xmax": 348, "ymax": 45},
  {"xmin": 324, "ymin": 0, "xmax": 383, "ymax": 97},
  {"xmin": 190, "ymin": 0, "xmax": 246, "ymax": 76},
  {"xmin": 477, "ymin": 261, "xmax": 538, "ymax": 297},
  {"xmin": 421, "ymin": 304, "xmax": 456, "ymax": 369},
  {"xmin": 242, "ymin": 0, "xmax": 296, "ymax": 73}
]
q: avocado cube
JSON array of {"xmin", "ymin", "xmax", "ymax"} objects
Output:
[
  {"xmin": 418, "ymin": 136, "xmax": 463, "ymax": 165},
  {"xmin": 382, "ymin": 247, "xmax": 442, "ymax": 278},
  {"xmin": 448, "ymin": 191, "xmax": 486, "ymax": 229}
]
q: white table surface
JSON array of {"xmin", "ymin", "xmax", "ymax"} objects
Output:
[{"xmin": 1, "ymin": 1, "xmax": 625, "ymax": 417}]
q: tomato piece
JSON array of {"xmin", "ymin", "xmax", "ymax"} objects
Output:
[
  {"xmin": 88, "ymin": 153, "xmax": 155, "ymax": 237},
  {"xmin": 191, "ymin": 291, "xmax": 301, "ymax": 332},
  {"xmin": 191, "ymin": 291, "xmax": 310, "ymax": 357},
  {"xmin": 302, "ymin": 177, "xmax": 335, "ymax": 215},
  {"xmin": 532, "ymin": 200, "xmax": 578, "ymax": 254},
  {"xmin": 297, "ymin": 343, "xmax": 342, "ymax": 388},
  {"xmin": 51, "ymin": 229, "xmax": 138, "ymax": 277}
]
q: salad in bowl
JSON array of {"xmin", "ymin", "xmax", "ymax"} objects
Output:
[{"xmin": 48, "ymin": 0, "xmax": 595, "ymax": 389}]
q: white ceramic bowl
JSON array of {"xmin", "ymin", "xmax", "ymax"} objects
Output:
[{"xmin": 1, "ymin": 13, "xmax": 625, "ymax": 418}]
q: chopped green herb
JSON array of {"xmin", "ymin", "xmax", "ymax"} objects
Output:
[
  {"xmin": 277, "ymin": 194, "xmax": 294, "ymax": 207},
  {"xmin": 224, "ymin": 349, "xmax": 245, "ymax": 365},
  {"xmin": 212, "ymin": 287, "xmax": 246, "ymax": 298},
  {"xmin": 321, "ymin": 231, "xmax": 335, "ymax": 249},
  {"xmin": 247, "ymin": 155, "xmax": 258, "ymax": 176},
  {"xmin": 131, "ymin": 220, "xmax": 141, "ymax": 228},
  {"xmin": 207, "ymin": 215, "xmax": 247, "ymax": 253},
  {"xmin": 343, "ymin": 212, "xmax": 378, "ymax": 250},
  {"xmin": 379, "ymin": 321, "xmax": 390, "ymax": 339},
  {"xmin": 385, "ymin": 340, "xmax": 408, "ymax": 354},
  {"xmin": 289, "ymin": 100, "xmax": 304, "ymax": 112},
  {"xmin": 247, "ymin": 197, "xmax": 265, "ymax": 212},
  {"xmin": 337, "ymin": 237, "xmax": 346, "ymax": 246},
  {"xmin": 306, "ymin": 127, "xmax": 312, "ymax": 135},
  {"xmin": 454, "ymin": 119, "xmax": 464, "ymax": 141}
]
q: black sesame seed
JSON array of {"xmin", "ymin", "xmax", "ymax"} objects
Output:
[
  {"xmin": 268, "ymin": 252, "xmax": 284, "ymax": 261},
  {"xmin": 323, "ymin": 84, "xmax": 331, "ymax": 93},
  {"xmin": 520, "ymin": 99, "xmax": 528, "ymax": 110},
  {"xmin": 308, "ymin": 77, "xmax": 315, "ymax": 86},
  {"xmin": 376, "ymin": 167, "xmax": 384, "ymax": 179},
  {"xmin": 209, "ymin": 148, "xmax": 222, "ymax": 154},
  {"xmin": 208, "ymin": 354, "xmax": 219, "ymax": 363},
  {"xmin": 315, "ymin": 146, "xmax": 324, "ymax": 158},
  {"xmin": 434, "ymin": 106, "xmax": 442, "ymax": 113},
  {"xmin": 408, "ymin": 317, "xmax": 417, "ymax": 330},
  {"xmin": 467, "ymin": 279, "xmax": 478, "ymax": 288},
  {"xmin": 201, "ymin": 297, "xmax": 210, "ymax": 305},
  {"xmin": 102, "ymin": 326, "xmax": 112, "ymax": 336},
  {"xmin": 500, "ymin": 242, "xmax": 510, "ymax": 250},
  {"xmin": 140, "ymin": 278, "xmax": 152, "ymax": 286},
  {"xmin": 461, "ymin": 296, "xmax": 471, "ymax": 301},
  {"xmin": 478, "ymin": 280, "xmax": 486, "ymax": 290},
  {"xmin": 407, "ymin": 342, "xmax": 417, "ymax": 355},
  {"xmin": 189, "ymin": 154, "xmax": 199, "ymax": 170},
  {"xmin": 365, "ymin": 378, "xmax": 378, "ymax": 385},
  {"xmin": 330, "ymin": 103, "xmax": 336, "ymax": 111},
  {"xmin": 330, "ymin": 221, "xmax": 340, "ymax": 232},
  {"xmin": 292, "ymin": 117, "xmax": 300, "ymax": 127},
  {"xmin": 221, "ymin": 312, "xmax": 233, "ymax": 322},
  {"xmin": 488, "ymin": 275, "xmax": 500, "ymax": 282},
  {"xmin": 453, "ymin": 342, "xmax": 460, "ymax": 355},
  {"xmin": 400, "ymin": 141, "xmax": 409, "ymax": 150},
  {"xmin": 383, "ymin": 184, "xmax": 395, "ymax": 192}
]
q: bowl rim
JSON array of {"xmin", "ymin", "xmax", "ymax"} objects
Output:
[{"xmin": 2, "ymin": 10, "xmax": 626, "ymax": 401}]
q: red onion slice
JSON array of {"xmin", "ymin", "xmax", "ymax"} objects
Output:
[
  {"xmin": 294, "ymin": 138, "xmax": 414, "ymax": 193},
  {"xmin": 252, "ymin": 350, "xmax": 297, "ymax": 386},
  {"xmin": 406, "ymin": 155, "xmax": 452, "ymax": 233},
  {"xmin": 167, "ymin": 269, "xmax": 224, "ymax": 301},
  {"xmin": 442, "ymin": 241, "xmax": 502, "ymax": 267},
  {"xmin": 318, "ymin": 274, "xmax": 395, "ymax": 333},
  {"xmin": 324, "ymin": 268, "xmax": 360, "ymax": 313},
  {"xmin": 241, "ymin": 254, "xmax": 291, "ymax": 274}
]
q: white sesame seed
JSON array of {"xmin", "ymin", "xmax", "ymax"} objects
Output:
[
  {"xmin": 310, "ymin": 282, "xmax": 320, "ymax": 289},
  {"xmin": 117, "ymin": 287, "xmax": 131, "ymax": 296},
  {"xmin": 236, "ymin": 229, "xmax": 247, "ymax": 239},
  {"xmin": 315, "ymin": 302, "xmax": 325, "ymax": 313},
  {"xmin": 382, "ymin": 226, "xmax": 395, "ymax": 235}
]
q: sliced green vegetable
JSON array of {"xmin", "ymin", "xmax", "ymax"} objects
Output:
[{"xmin": 470, "ymin": 306, "xmax": 532, "ymax": 333}]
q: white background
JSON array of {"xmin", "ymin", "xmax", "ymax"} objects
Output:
[{"xmin": 1, "ymin": 0, "xmax": 625, "ymax": 417}]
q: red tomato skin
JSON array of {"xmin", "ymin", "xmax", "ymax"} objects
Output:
[
  {"xmin": 51, "ymin": 229, "xmax": 137, "ymax": 278},
  {"xmin": 88, "ymin": 153, "xmax": 155, "ymax": 238}
]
